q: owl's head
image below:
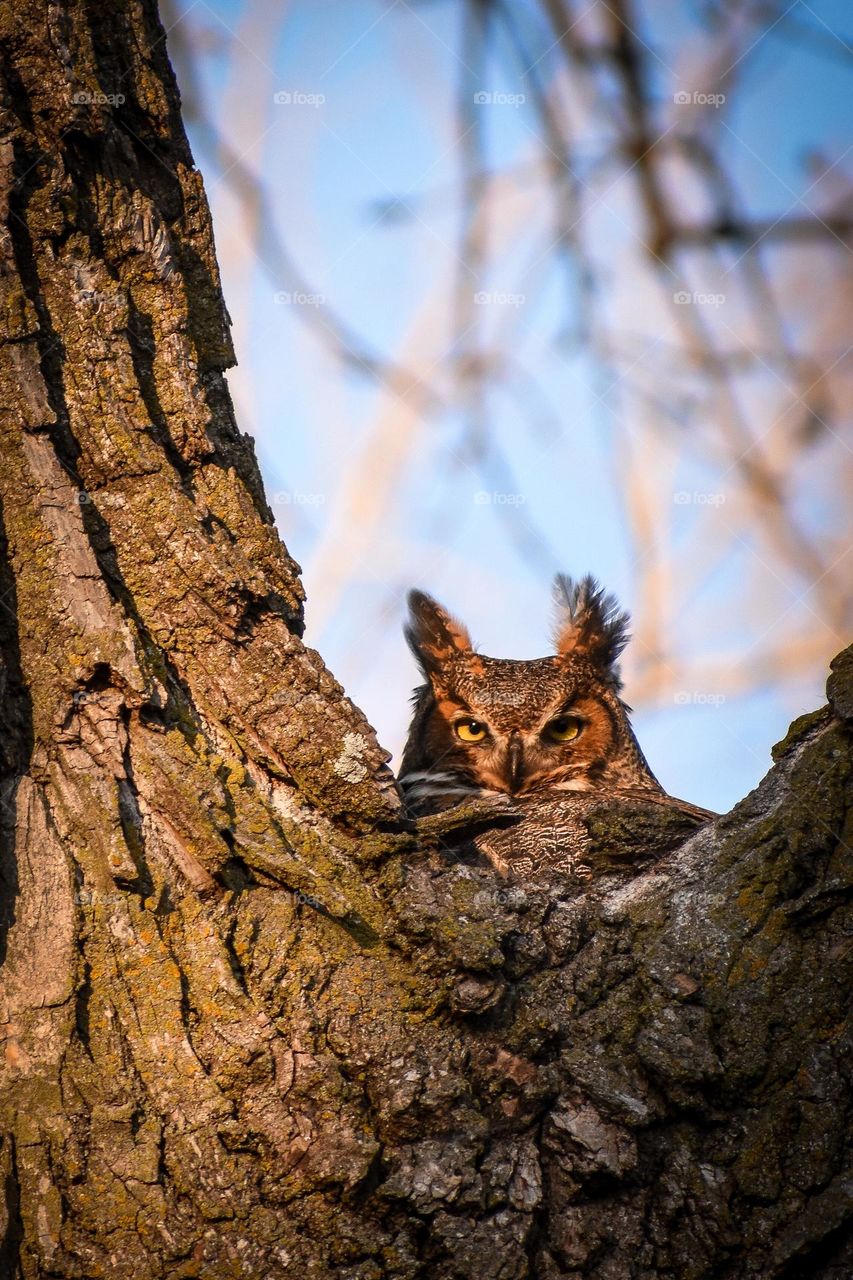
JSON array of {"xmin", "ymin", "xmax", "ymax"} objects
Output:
[{"xmin": 399, "ymin": 575, "xmax": 659, "ymax": 810}]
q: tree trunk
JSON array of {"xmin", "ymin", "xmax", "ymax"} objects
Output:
[{"xmin": 0, "ymin": 4, "xmax": 850, "ymax": 1278}]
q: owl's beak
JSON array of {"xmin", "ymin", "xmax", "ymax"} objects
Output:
[{"xmin": 506, "ymin": 733, "xmax": 525, "ymax": 793}]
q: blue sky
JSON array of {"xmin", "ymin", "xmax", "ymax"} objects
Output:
[{"xmin": 176, "ymin": 0, "xmax": 851, "ymax": 811}]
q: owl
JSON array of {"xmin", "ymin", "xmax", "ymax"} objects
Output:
[{"xmin": 398, "ymin": 575, "xmax": 714, "ymax": 878}]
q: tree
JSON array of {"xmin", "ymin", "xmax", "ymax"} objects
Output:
[{"xmin": 0, "ymin": 4, "xmax": 849, "ymax": 1277}]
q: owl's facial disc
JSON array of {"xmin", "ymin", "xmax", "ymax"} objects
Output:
[
  {"xmin": 399, "ymin": 581, "xmax": 662, "ymax": 814},
  {"xmin": 434, "ymin": 684, "xmax": 616, "ymax": 796}
]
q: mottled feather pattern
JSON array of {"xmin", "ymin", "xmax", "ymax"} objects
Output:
[
  {"xmin": 552, "ymin": 573, "xmax": 630, "ymax": 689},
  {"xmin": 399, "ymin": 575, "xmax": 714, "ymax": 878}
]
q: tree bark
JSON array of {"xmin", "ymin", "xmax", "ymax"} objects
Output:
[{"xmin": 0, "ymin": 4, "xmax": 850, "ymax": 1278}]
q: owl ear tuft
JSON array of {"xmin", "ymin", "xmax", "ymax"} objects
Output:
[
  {"xmin": 405, "ymin": 590, "xmax": 473, "ymax": 677},
  {"xmin": 552, "ymin": 574, "xmax": 630, "ymax": 684}
]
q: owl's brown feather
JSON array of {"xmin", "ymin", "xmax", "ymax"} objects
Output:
[
  {"xmin": 399, "ymin": 576, "xmax": 715, "ymax": 876},
  {"xmin": 552, "ymin": 573, "xmax": 630, "ymax": 688},
  {"xmin": 468, "ymin": 788, "xmax": 712, "ymax": 880}
]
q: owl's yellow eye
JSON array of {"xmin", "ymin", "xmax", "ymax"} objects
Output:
[
  {"xmin": 455, "ymin": 718, "xmax": 488, "ymax": 743},
  {"xmin": 545, "ymin": 715, "xmax": 583, "ymax": 743}
]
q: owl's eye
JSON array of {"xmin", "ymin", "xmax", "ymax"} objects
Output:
[
  {"xmin": 455, "ymin": 718, "xmax": 488, "ymax": 743},
  {"xmin": 544, "ymin": 715, "xmax": 583, "ymax": 743}
]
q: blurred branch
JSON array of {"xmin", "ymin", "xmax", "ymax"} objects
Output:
[
  {"xmin": 162, "ymin": 0, "xmax": 447, "ymax": 416},
  {"xmin": 167, "ymin": 0, "xmax": 852, "ymax": 714}
]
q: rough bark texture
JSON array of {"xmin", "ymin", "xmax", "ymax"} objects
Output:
[{"xmin": 0, "ymin": 4, "xmax": 850, "ymax": 1278}]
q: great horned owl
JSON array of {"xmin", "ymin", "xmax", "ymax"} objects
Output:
[{"xmin": 398, "ymin": 575, "xmax": 714, "ymax": 878}]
